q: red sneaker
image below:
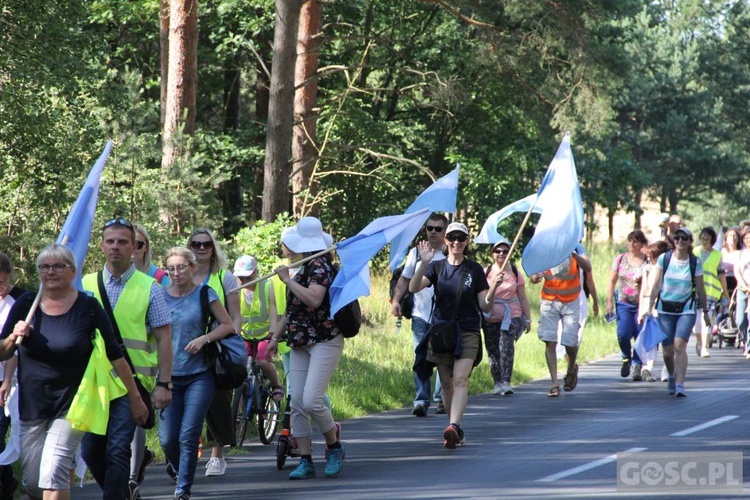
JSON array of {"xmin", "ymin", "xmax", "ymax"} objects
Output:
[{"xmin": 443, "ymin": 424, "xmax": 460, "ymax": 449}]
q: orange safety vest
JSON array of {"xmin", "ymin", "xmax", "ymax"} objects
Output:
[{"xmin": 541, "ymin": 257, "xmax": 581, "ymax": 303}]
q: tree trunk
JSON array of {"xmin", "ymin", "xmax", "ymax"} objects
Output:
[
  {"xmin": 633, "ymin": 188, "xmax": 642, "ymax": 230},
  {"xmin": 221, "ymin": 58, "xmax": 243, "ymax": 235},
  {"xmin": 161, "ymin": 0, "xmax": 198, "ymax": 228},
  {"xmin": 292, "ymin": 0, "xmax": 321, "ymax": 219},
  {"xmin": 159, "ymin": 0, "xmax": 169, "ymax": 127},
  {"xmin": 261, "ymin": 0, "xmax": 304, "ymax": 222}
]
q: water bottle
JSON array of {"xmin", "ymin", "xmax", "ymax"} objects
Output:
[{"xmin": 396, "ymin": 315, "xmax": 402, "ymax": 333}]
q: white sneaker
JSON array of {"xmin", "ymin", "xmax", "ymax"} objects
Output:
[
  {"xmin": 491, "ymin": 383, "xmax": 504, "ymax": 395},
  {"xmin": 205, "ymin": 457, "xmax": 226, "ymax": 476},
  {"xmin": 660, "ymin": 366, "xmax": 669, "ymax": 382},
  {"xmin": 500, "ymin": 382, "xmax": 514, "ymax": 395},
  {"xmin": 700, "ymin": 348, "xmax": 710, "ymax": 358}
]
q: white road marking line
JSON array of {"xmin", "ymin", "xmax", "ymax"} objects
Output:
[
  {"xmin": 537, "ymin": 447, "xmax": 648, "ymax": 482},
  {"xmin": 670, "ymin": 415, "xmax": 739, "ymax": 437}
]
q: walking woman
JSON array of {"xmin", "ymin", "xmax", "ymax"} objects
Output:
[
  {"xmin": 693, "ymin": 227, "xmax": 729, "ymax": 358},
  {"xmin": 132, "ymin": 223, "xmax": 170, "ymax": 285},
  {"xmin": 266, "ymin": 217, "xmax": 345, "ymax": 479},
  {"xmin": 159, "ymin": 247, "xmax": 234, "ymax": 500},
  {"xmin": 605, "ymin": 230, "xmax": 648, "ymax": 381},
  {"xmin": 638, "ymin": 241, "xmax": 670, "ymax": 382},
  {"xmin": 647, "ymin": 228, "xmax": 710, "ymax": 397},
  {"xmin": 481, "ymin": 238, "xmax": 531, "ymax": 396},
  {"xmin": 0, "ymin": 244, "xmax": 147, "ymax": 500},
  {"xmin": 721, "ymin": 227, "xmax": 741, "ymax": 298},
  {"xmin": 734, "ymin": 228, "xmax": 750, "ymax": 353},
  {"xmin": 409, "ymin": 222, "xmax": 492, "ymax": 448}
]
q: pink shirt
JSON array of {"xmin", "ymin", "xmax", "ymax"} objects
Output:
[{"xmin": 484, "ymin": 264, "xmax": 525, "ymax": 322}]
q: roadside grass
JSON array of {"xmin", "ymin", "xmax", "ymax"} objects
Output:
[{"xmin": 145, "ymin": 243, "xmax": 621, "ymax": 457}]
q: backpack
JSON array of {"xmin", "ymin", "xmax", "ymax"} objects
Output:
[
  {"xmin": 301, "ymin": 260, "xmax": 363, "ymax": 338},
  {"xmin": 389, "ymin": 249, "xmax": 421, "ymax": 320},
  {"xmin": 484, "ymin": 262, "xmax": 519, "ymax": 281}
]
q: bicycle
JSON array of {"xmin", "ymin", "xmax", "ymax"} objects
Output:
[
  {"xmin": 231, "ymin": 346, "xmax": 282, "ymax": 447},
  {"xmin": 275, "ymin": 394, "xmax": 300, "ymax": 469}
]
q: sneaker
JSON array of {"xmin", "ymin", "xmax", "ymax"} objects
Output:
[
  {"xmin": 205, "ymin": 457, "xmax": 226, "ymax": 477},
  {"xmin": 491, "ymin": 382, "xmax": 504, "ymax": 395},
  {"xmin": 700, "ymin": 348, "xmax": 710, "ymax": 358},
  {"xmin": 456, "ymin": 426, "xmax": 465, "ymax": 446},
  {"xmin": 500, "ymin": 382, "xmax": 514, "ymax": 395},
  {"xmin": 675, "ymin": 384, "xmax": 687, "ymax": 397},
  {"xmin": 435, "ymin": 401, "xmax": 446, "ymax": 414},
  {"xmin": 166, "ymin": 463, "xmax": 177, "ymax": 483},
  {"xmin": 660, "ymin": 366, "xmax": 669, "ymax": 382},
  {"xmin": 620, "ymin": 360, "xmax": 630, "ymax": 378},
  {"xmin": 128, "ymin": 480, "xmax": 140, "ymax": 500},
  {"xmin": 631, "ymin": 365, "xmax": 643, "ymax": 382},
  {"xmin": 641, "ymin": 368, "xmax": 656, "ymax": 383},
  {"xmin": 667, "ymin": 376, "xmax": 676, "ymax": 395},
  {"xmin": 411, "ymin": 403, "xmax": 428, "ymax": 417},
  {"xmin": 137, "ymin": 447, "xmax": 155, "ymax": 485},
  {"xmin": 325, "ymin": 446, "xmax": 345, "ymax": 477},
  {"xmin": 289, "ymin": 459, "xmax": 316, "ymax": 480},
  {"xmin": 443, "ymin": 424, "xmax": 461, "ymax": 449},
  {"xmin": 174, "ymin": 494, "xmax": 190, "ymax": 500}
]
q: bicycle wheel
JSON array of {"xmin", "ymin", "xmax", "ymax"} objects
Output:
[
  {"xmin": 257, "ymin": 392, "xmax": 281, "ymax": 445},
  {"xmin": 231, "ymin": 383, "xmax": 249, "ymax": 447},
  {"xmin": 276, "ymin": 435, "xmax": 289, "ymax": 470}
]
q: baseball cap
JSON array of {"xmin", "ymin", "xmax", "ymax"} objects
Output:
[{"xmin": 233, "ymin": 255, "xmax": 258, "ymax": 277}]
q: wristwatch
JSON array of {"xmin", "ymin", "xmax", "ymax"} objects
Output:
[{"xmin": 156, "ymin": 380, "xmax": 173, "ymax": 390}]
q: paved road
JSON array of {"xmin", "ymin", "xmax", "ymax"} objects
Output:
[{"xmin": 75, "ymin": 340, "xmax": 750, "ymax": 499}]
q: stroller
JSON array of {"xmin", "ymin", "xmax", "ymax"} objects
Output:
[{"xmin": 712, "ymin": 289, "xmax": 740, "ymax": 349}]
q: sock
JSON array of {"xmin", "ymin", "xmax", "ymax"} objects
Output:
[
  {"xmin": 301, "ymin": 455, "xmax": 312, "ymax": 462},
  {"xmin": 328, "ymin": 442, "xmax": 341, "ymax": 449}
]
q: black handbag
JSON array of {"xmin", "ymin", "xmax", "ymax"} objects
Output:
[
  {"xmin": 200, "ymin": 285, "xmax": 248, "ymax": 390},
  {"xmin": 428, "ymin": 263, "xmax": 468, "ymax": 355},
  {"xmin": 97, "ymin": 272, "xmax": 156, "ymax": 429}
]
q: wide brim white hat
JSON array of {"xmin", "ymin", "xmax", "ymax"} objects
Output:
[{"xmin": 282, "ymin": 217, "xmax": 330, "ymax": 253}]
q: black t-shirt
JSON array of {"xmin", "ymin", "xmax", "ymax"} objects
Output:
[
  {"xmin": 424, "ymin": 259, "xmax": 489, "ymax": 332},
  {"xmin": 0, "ymin": 291, "xmax": 123, "ymax": 420}
]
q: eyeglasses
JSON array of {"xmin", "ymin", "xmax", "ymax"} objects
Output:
[
  {"xmin": 673, "ymin": 234, "xmax": 690, "ymax": 242},
  {"xmin": 190, "ymin": 240, "xmax": 214, "ymax": 250},
  {"xmin": 166, "ymin": 264, "xmax": 189, "ymax": 274},
  {"xmin": 446, "ymin": 234, "xmax": 468, "ymax": 243},
  {"xmin": 426, "ymin": 226, "xmax": 445, "ymax": 233},
  {"xmin": 103, "ymin": 218, "xmax": 133, "ymax": 229},
  {"xmin": 38, "ymin": 263, "xmax": 71, "ymax": 274},
  {"xmin": 135, "ymin": 240, "xmax": 147, "ymax": 250},
  {"xmin": 493, "ymin": 248, "xmax": 509, "ymax": 255}
]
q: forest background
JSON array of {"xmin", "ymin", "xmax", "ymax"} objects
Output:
[{"xmin": 3, "ymin": 0, "xmax": 750, "ymax": 285}]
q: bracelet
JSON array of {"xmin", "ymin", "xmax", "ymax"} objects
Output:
[{"xmin": 269, "ymin": 338, "xmax": 278, "ymax": 343}]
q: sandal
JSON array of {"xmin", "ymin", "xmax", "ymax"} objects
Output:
[
  {"xmin": 547, "ymin": 386, "xmax": 560, "ymax": 397},
  {"xmin": 564, "ymin": 364, "xmax": 579, "ymax": 392},
  {"xmin": 271, "ymin": 386, "xmax": 285, "ymax": 402}
]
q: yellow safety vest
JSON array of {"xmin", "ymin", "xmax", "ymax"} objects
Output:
[
  {"xmin": 695, "ymin": 248, "xmax": 723, "ymax": 300},
  {"xmin": 83, "ymin": 271, "xmax": 159, "ymax": 391},
  {"xmin": 207, "ymin": 270, "xmax": 226, "ymax": 307},
  {"xmin": 67, "ymin": 329, "xmax": 127, "ymax": 435},
  {"xmin": 270, "ymin": 268, "xmax": 290, "ymax": 355},
  {"xmin": 239, "ymin": 280, "xmax": 271, "ymax": 340}
]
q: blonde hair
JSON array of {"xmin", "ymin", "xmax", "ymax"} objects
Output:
[
  {"xmin": 164, "ymin": 246, "xmax": 197, "ymax": 267},
  {"xmin": 133, "ymin": 223, "xmax": 154, "ymax": 269},
  {"xmin": 36, "ymin": 243, "xmax": 76, "ymax": 270},
  {"xmin": 187, "ymin": 228, "xmax": 229, "ymax": 272}
]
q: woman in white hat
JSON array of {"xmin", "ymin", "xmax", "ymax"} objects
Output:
[
  {"xmin": 482, "ymin": 237, "xmax": 531, "ymax": 396},
  {"xmin": 266, "ymin": 217, "xmax": 344, "ymax": 480},
  {"xmin": 409, "ymin": 222, "xmax": 493, "ymax": 449}
]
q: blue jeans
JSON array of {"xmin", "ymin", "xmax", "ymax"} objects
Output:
[
  {"xmin": 736, "ymin": 290, "xmax": 749, "ymax": 349},
  {"xmin": 657, "ymin": 313, "xmax": 695, "ymax": 347},
  {"xmin": 158, "ymin": 370, "xmax": 214, "ymax": 497},
  {"xmin": 81, "ymin": 395, "xmax": 137, "ymax": 500},
  {"xmin": 616, "ymin": 302, "xmax": 642, "ymax": 366},
  {"xmin": 412, "ymin": 317, "xmax": 441, "ymax": 406}
]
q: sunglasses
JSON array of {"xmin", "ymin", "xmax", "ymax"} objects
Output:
[
  {"xmin": 190, "ymin": 240, "xmax": 214, "ymax": 250},
  {"xmin": 446, "ymin": 234, "xmax": 468, "ymax": 243},
  {"xmin": 135, "ymin": 240, "xmax": 147, "ymax": 250},
  {"xmin": 493, "ymin": 248, "xmax": 509, "ymax": 255},
  {"xmin": 673, "ymin": 234, "xmax": 690, "ymax": 242},
  {"xmin": 103, "ymin": 218, "xmax": 133, "ymax": 229},
  {"xmin": 426, "ymin": 226, "xmax": 445, "ymax": 233}
]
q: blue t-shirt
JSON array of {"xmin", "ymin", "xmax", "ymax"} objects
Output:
[
  {"xmin": 657, "ymin": 253, "xmax": 703, "ymax": 314},
  {"xmin": 164, "ymin": 284, "xmax": 219, "ymax": 376}
]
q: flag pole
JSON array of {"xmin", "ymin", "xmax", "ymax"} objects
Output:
[
  {"xmin": 500, "ymin": 200, "xmax": 538, "ymax": 276},
  {"xmin": 227, "ymin": 244, "xmax": 338, "ymax": 295}
]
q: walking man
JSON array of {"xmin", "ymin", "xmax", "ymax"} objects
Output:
[
  {"xmin": 81, "ymin": 218, "xmax": 173, "ymax": 500},
  {"xmin": 530, "ymin": 251, "xmax": 592, "ymax": 397},
  {"xmin": 391, "ymin": 213, "xmax": 448, "ymax": 416}
]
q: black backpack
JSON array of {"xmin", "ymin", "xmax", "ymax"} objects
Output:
[
  {"xmin": 389, "ymin": 249, "xmax": 420, "ymax": 320},
  {"xmin": 301, "ymin": 261, "xmax": 363, "ymax": 338}
]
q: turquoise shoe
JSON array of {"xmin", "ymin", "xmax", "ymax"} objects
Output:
[
  {"xmin": 289, "ymin": 459, "xmax": 315, "ymax": 480},
  {"xmin": 325, "ymin": 447, "xmax": 345, "ymax": 477}
]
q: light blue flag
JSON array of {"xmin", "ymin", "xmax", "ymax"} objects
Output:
[
  {"xmin": 57, "ymin": 141, "xmax": 113, "ymax": 290},
  {"xmin": 387, "ymin": 166, "xmax": 459, "ymax": 271},
  {"xmin": 330, "ymin": 208, "xmax": 431, "ymax": 315},
  {"xmin": 474, "ymin": 193, "xmax": 543, "ymax": 245},
  {"xmin": 521, "ymin": 132, "xmax": 584, "ymax": 276}
]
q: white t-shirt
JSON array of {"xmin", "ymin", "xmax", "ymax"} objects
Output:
[{"xmin": 400, "ymin": 247, "xmax": 446, "ymax": 322}]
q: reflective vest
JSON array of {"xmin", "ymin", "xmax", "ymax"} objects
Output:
[
  {"xmin": 270, "ymin": 267, "xmax": 291, "ymax": 355},
  {"xmin": 207, "ymin": 270, "xmax": 226, "ymax": 307},
  {"xmin": 695, "ymin": 248, "xmax": 722, "ymax": 300},
  {"xmin": 541, "ymin": 257, "xmax": 581, "ymax": 303},
  {"xmin": 83, "ymin": 271, "xmax": 159, "ymax": 391},
  {"xmin": 239, "ymin": 279, "xmax": 271, "ymax": 340}
]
